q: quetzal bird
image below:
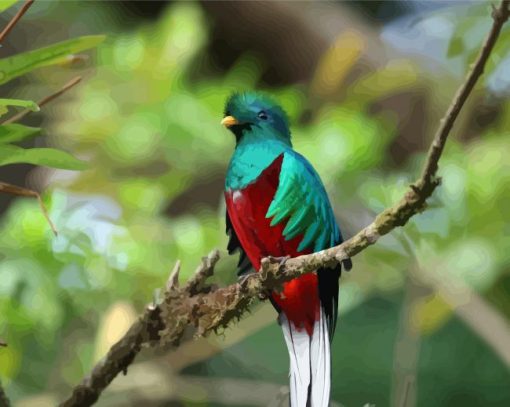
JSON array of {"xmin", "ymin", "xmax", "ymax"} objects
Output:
[{"xmin": 222, "ymin": 92, "xmax": 351, "ymax": 407}]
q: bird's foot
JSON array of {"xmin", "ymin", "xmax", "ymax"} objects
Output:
[
  {"xmin": 238, "ymin": 271, "xmax": 270, "ymax": 300},
  {"xmin": 266, "ymin": 255, "xmax": 290, "ymax": 272},
  {"xmin": 237, "ymin": 270, "xmax": 256, "ymax": 285}
]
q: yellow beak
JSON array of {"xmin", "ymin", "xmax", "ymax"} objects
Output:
[{"xmin": 221, "ymin": 115, "xmax": 239, "ymax": 128}]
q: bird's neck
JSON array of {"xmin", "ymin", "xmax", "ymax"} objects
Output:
[{"xmin": 225, "ymin": 138, "xmax": 290, "ymax": 190}]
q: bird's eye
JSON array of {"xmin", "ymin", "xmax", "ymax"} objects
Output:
[{"xmin": 258, "ymin": 111, "xmax": 268, "ymax": 120}]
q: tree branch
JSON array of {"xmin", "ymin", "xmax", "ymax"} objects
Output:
[
  {"xmin": 0, "ymin": 0, "xmax": 34, "ymax": 45},
  {"xmin": 2, "ymin": 76, "xmax": 82, "ymax": 125},
  {"xmin": 60, "ymin": 1, "xmax": 510, "ymax": 406},
  {"xmin": 59, "ymin": 305, "xmax": 164, "ymax": 407}
]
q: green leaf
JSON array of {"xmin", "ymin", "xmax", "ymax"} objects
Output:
[
  {"xmin": 0, "ymin": 98, "xmax": 39, "ymax": 111},
  {"xmin": 447, "ymin": 36, "xmax": 464, "ymax": 58},
  {"xmin": 0, "ymin": 35, "xmax": 106, "ymax": 85},
  {"xmin": 0, "ymin": 144, "xmax": 87, "ymax": 170},
  {"xmin": 0, "ymin": 0, "xmax": 18, "ymax": 12},
  {"xmin": 0, "ymin": 124, "xmax": 40, "ymax": 143}
]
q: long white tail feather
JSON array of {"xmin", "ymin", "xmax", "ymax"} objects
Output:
[
  {"xmin": 281, "ymin": 309, "xmax": 331, "ymax": 407},
  {"xmin": 281, "ymin": 314, "xmax": 310, "ymax": 406},
  {"xmin": 310, "ymin": 309, "xmax": 331, "ymax": 407}
]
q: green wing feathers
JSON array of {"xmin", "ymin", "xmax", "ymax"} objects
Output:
[{"xmin": 266, "ymin": 151, "xmax": 342, "ymax": 252}]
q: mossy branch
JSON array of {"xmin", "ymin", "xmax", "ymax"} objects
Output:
[{"xmin": 60, "ymin": 1, "xmax": 510, "ymax": 406}]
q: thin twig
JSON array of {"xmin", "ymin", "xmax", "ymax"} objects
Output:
[
  {"xmin": 60, "ymin": 2, "xmax": 510, "ymax": 406},
  {"xmin": 2, "ymin": 76, "xmax": 82, "ymax": 125},
  {"xmin": 0, "ymin": 182, "xmax": 57, "ymax": 235},
  {"xmin": 186, "ymin": 250, "xmax": 220, "ymax": 295},
  {"xmin": 0, "ymin": 0, "xmax": 34, "ymax": 45},
  {"xmin": 0, "ymin": 76, "xmax": 83, "ymax": 233},
  {"xmin": 166, "ymin": 260, "xmax": 181, "ymax": 291},
  {"xmin": 419, "ymin": 0, "xmax": 510, "ymax": 184}
]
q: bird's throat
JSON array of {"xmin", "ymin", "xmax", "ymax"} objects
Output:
[{"xmin": 225, "ymin": 140, "xmax": 288, "ymax": 190}]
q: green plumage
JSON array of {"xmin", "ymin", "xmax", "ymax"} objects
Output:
[
  {"xmin": 265, "ymin": 151, "xmax": 341, "ymax": 252},
  {"xmin": 224, "ymin": 91, "xmax": 343, "ymax": 253}
]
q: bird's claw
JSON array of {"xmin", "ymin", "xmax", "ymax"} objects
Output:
[
  {"xmin": 258, "ymin": 291, "xmax": 270, "ymax": 301},
  {"xmin": 237, "ymin": 271, "xmax": 256, "ymax": 285},
  {"xmin": 266, "ymin": 255, "xmax": 290, "ymax": 272},
  {"xmin": 238, "ymin": 271, "xmax": 270, "ymax": 300}
]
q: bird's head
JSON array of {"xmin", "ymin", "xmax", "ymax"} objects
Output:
[{"xmin": 221, "ymin": 91, "xmax": 291, "ymax": 145}]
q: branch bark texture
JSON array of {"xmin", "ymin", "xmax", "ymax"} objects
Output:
[{"xmin": 60, "ymin": 1, "xmax": 510, "ymax": 406}]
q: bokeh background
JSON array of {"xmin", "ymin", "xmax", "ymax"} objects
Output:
[{"xmin": 1, "ymin": 1, "xmax": 510, "ymax": 406}]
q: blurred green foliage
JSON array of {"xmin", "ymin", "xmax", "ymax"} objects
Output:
[{"xmin": 0, "ymin": 1, "xmax": 509, "ymax": 406}]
